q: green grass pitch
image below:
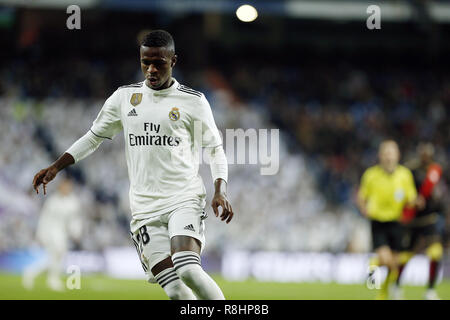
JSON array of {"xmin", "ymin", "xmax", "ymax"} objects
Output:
[{"xmin": 1, "ymin": 272, "xmax": 450, "ymax": 300}]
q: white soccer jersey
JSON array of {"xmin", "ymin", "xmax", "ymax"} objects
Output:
[{"xmin": 82, "ymin": 78, "xmax": 222, "ymax": 226}]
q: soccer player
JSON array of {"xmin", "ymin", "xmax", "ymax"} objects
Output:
[
  {"xmin": 23, "ymin": 176, "xmax": 82, "ymax": 291},
  {"xmin": 357, "ymin": 140, "xmax": 418, "ymax": 300},
  {"xmin": 393, "ymin": 142, "xmax": 446, "ymax": 300},
  {"xmin": 32, "ymin": 30, "xmax": 233, "ymax": 300}
]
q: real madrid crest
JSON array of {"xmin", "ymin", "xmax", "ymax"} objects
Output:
[
  {"xmin": 169, "ymin": 107, "xmax": 180, "ymax": 121},
  {"xmin": 130, "ymin": 93, "xmax": 143, "ymax": 106}
]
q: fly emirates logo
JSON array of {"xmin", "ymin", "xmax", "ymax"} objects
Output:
[{"xmin": 128, "ymin": 122, "xmax": 181, "ymax": 147}]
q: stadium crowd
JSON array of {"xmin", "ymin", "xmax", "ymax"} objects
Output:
[{"xmin": 0, "ymin": 57, "xmax": 449, "ymax": 256}]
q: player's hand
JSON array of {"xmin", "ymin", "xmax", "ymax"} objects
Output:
[
  {"xmin": 211, "ymin": 192, "xmax": 234, "ymax": 224},
  {"xmin": 32, "ymin": 165, "xmax": 59, "ymax": 195},
  {"xmin": 358, "ymin": 205, "xmax": 369, "ymax": 218}
]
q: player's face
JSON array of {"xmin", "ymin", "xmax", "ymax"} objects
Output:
[
  {"xmin": 58, "ymin": 179, "xmax": 73, "ymax": 195},
  {"xmin": 379, "ymin": 142, "xmax": 400, "ymax": 173},
  {"xmin": 140, "ymin": 46, "xmax": 177, "ymax": 90},
  {"xmin": 418, "ymin": 143, "xmax": 434, "ymax": 164}
]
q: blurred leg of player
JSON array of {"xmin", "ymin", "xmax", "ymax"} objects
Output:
[
  {"xmin": 390, "ymin": 223, "xmax": 413, "ymax": 300},
  {"xmin": 395, "ymin": 219, "xmax": 444, "ymax": 300},
  {"xmin": 424, "ymin": 214, "xmax": 446, "ymax": 300},
  {"xmin": 22, "ymin": 249, "xmax": 65, "ymax": 291},
  {"xmin": 391, "ymin": 251, "xmax": 413, "ymax": 300},
  {"xmin": 168, "ymin": 207, "xmax": 225, "ymax": 300},
  {"xmin": 424, "ymin": 241, "xmax": 443, "ymax": 300},
  {"xmin": 22, "ymin": 256, "xmax": 48, "ymax": 290},
  {"xmin": 134, "ymin": 207, "xmax": 224, "ymax": 300},
  {"xmin": 131, "ymin": 218, "xmax": 196, "ymax": 300},
  {"xmin": 46, "ymin": 247, "xmax": 65, "ymax": 291},
  {"xmin": 368, "ymin": 221, "xmax": 402, "ymax": 300},
  {"xmin": 23, "ymin": 230, "xmax": 66, "ymax": 291},
  {"xmin": 375, "ymin": 245, "xmax": 398, "ymax": 300}
]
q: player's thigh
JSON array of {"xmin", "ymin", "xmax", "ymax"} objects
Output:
[
  {"xmin": 371, "ymin": 220, "xmax": 390, "ymax": 252},
  {"xmin": 409, "ymin": 226, "xmax": 429, "ymax": 252},
  {"xmin": 40, "ymin": 231, "xmax": 68, "ymax": 256},
  {"xmin": 168, "ymin": 207, "xmax": 207, "ymax": 255},
  {"xmin": 422, "ymin": 222, "xmax": 442, "ymax": 245},
  {"xmin": 387, "ymin": 222, "xmax": 405, "ymax": 253},
  {"xmin": 131, "ymin": 218, "xmax": 171, "ymax": 278},
  {"xmin": 376, "ymin": 245, "xmax": 394, "ymax": 266}
]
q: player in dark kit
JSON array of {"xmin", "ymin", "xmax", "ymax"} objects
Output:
[{"xmin": 393, "ymin": 143, "xmax": 447, "ymax": 300}]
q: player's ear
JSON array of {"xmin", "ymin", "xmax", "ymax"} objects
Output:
[{"xmin": 171, "ymin": 55, "xmax": 177, "ymax": 68}]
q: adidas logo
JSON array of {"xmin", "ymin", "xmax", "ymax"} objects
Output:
[
  {"xmin": 184, "ymin": 224, "xmax": 195, "ymax": 232},
  {"xmin": 128, "ymin": 109, "xmax": 138, "ymax": 116}
]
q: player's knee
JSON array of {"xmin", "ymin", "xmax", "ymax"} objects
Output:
[
  {"xmin": 378, "ymin": 253, "xmax": 395, "ymax": 269},
  {"xmin": 426, "ymin": 242, "xmax": 443, "ymax": 261},
  {"xmin": 377, "ymin": 252, "xmax": 389, "ymax": 266}
]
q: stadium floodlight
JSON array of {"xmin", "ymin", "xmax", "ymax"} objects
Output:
[{"xmin": 236, "ymin": 4, "xmax": 258, "ymax": 22}]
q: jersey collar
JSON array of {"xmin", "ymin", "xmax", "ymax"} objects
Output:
[{"xmin": 142, "ymin": 77, "xmax": 179, "ymax": 95}]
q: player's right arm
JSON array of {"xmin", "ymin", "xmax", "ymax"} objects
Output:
[
  {"xmin": 32, "ymin": 153, "xmax": 75, "ymax": 195},
  {"xmin": 357, "ymin": 168, "xmax": 371, "ymax": 217},
  {"xmin": 32, "ymin": 90, "xmax": 122, "ymax": 195}
]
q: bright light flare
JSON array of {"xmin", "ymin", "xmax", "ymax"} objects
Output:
[{"xmin": 236, "ymin": 4, "xmax": 258, "ymax": 22}]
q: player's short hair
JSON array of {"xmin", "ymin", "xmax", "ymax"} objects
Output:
[
  {"xmin": 379, "ymin": 139, "xmax": 399, "ymax": 153},
  {"xmin": 140, "ymin": 30, "xmax": 175, "ymax": 52},
  {"xmin": 417, "ymin": 142, "xmax": 435, "ymax": 156}
]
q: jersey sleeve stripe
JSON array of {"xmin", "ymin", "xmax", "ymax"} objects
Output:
[
  {"xmin": 177, "ymin": 85, "xmax": 202, "ymax": 97},
  {"xmin": 177, "ymin": 88, "xmax": 202, "ymax": 97},
  {"xmin": 90, "ymin": 129, "xmax": 112, "ymax": 140},
  {"xmin": 179, "ymin": 86, "xmax": 201, "ymax": 95},
  {"xmin": 118, "ymin": 82, "xmax": 143, "ymax": 89}
]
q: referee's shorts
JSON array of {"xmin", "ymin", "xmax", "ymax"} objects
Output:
[{"xmin": 371, "ymin": 220, "xmax": 405, "ymax": 252}]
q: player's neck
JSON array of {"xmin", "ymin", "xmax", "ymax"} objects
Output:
[
  {"xmin": 145, "ymin": 78, "xmax": 174, "ymax": 91},
  {"xmin": 380, "ymin": 165, "xmax": 397, "ymax": 174}
]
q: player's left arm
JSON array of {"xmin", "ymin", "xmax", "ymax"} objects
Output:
[
  {"xmin": 208, "ymin": 146, "xmax": 233, "ymax": 223},
  {"xmin": 405, "ymin": 168, "xmax": 419, "ymax": 208},
  {"xmin": 195, "ymin": 94, "xmax": 234, "ymax": 223},
  {"xmin": 357, "ymin": 169, "xmax": 371, "ymax": 217}
]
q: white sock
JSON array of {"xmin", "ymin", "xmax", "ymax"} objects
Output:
[
  {"xmin": 172, "ymin": 251, "xmax": 225, "ymax": 300},
  {"xmin": 48, "ymin": 251, "xmax": 63, "ymax": 281},
  {"xmin": 155, "ymin": 267, "xmax": 197, "ymax": 300},
  {"xmin": 23, "ymin": 258, "xmax": 49, "ymax": 290}
]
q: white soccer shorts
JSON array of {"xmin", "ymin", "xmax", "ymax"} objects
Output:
[{"xmin": 130, "ymin": 206, "xmax": 207, "ymax": 282}]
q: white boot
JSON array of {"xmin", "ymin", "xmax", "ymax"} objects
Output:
[
  {"xmin": 391, "ymin": 285, "xmax": 405, "ymax": 300},
  {"xmin": 22, "ymin": 269, "xmax": 35, "ymax": 290},
  {"xmin": 424, "ymin": 289, "xmax": 440, "ymax": 300},
  {"xmin": 47, "ymin": 276, "xmax": 64, "ymax": 291}
]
